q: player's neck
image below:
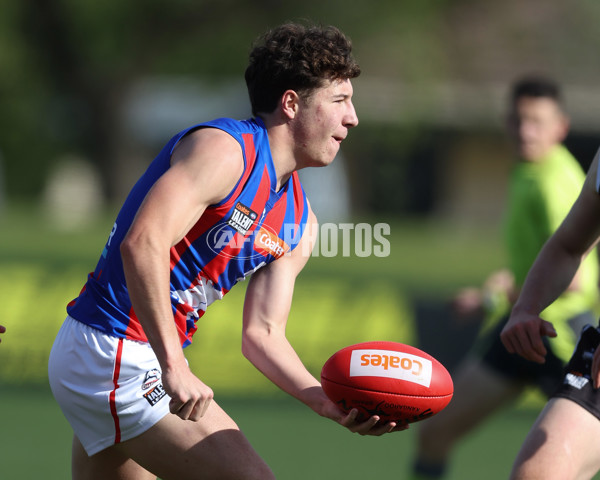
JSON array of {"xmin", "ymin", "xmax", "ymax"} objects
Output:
[{"xmin": 262, "ymin": 115, "xmax": 300, "ymax": 191}]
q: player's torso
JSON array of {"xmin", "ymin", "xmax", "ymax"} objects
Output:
[
  {"xmin": 504, "ymin": 146, "xmax": 584, "ymax": 283},
  {"xmin": 67, "ymin": 117, "xmax": 309, "ymax": 345}
]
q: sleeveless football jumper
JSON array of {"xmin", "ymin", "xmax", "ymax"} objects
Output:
[
  {"xmin": 49, "ymin": 117, "xmax": 310, "ymax": 455},
  {"xmin": 67, "ymin": 117, "xmax": 309, "ymax": 347}
]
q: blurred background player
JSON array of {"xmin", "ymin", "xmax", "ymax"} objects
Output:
[
  {"xmin": 409, "ymin": 75, "xmax": 600, "ymax": 480},
  {"xmin": 501, "ymin": 147, "xmax": 600, "ymax": 479}
]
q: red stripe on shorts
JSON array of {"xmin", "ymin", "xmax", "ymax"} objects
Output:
[{"xmin": 109, "ymin": 338, "xmax": 124, "ymax": 444}]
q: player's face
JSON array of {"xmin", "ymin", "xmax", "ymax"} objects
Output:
[
  {"xmin": 507, "ymin": 96, "xmax": 569, "ymax": 162},
  {"xmin": 293, "ymin": 78, "xmax": 359, "ymax": 167}
]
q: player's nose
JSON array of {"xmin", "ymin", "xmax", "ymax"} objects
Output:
[{"xmin": 344, "ymin": 101, "xmax": 359, "ymax": 129}]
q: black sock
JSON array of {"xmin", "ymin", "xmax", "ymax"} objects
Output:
[{"xmin": 412, "ymin": 458, "xmax": 447, "ymax": 479}]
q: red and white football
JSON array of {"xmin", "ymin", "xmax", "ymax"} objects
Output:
[{"xmin": 321, "ymin": 341, "xmax": 453, "ymax": 425}]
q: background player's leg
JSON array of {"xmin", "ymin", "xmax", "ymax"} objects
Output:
[
  {"xmin": 412, "ymin": 357, "xmax": 524, "ymax": 478},
  {"xmin": 510, "ymin": 398, "xmax": 600, "ymax": 480}
]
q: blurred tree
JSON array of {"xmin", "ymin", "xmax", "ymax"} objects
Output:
[
  {"xmin": 12, "ymin": 0, "xmax": 262, "ymax": 201},
  {"xmin": 0, "ymin": 0, "xmax": 451, "ymax": 205}
]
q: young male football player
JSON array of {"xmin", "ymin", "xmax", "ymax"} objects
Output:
[{"xmin": 48, "ymin": 22, "xmax": 403, "ymax": 480}]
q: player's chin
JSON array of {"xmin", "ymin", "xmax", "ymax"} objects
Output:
[
  {"xmin": 519, "ymin": 145, "xmax": 543, "ymax": 162},
  {"xmin": 325, "ymin": 149, "xmax": 341, "ymax": 166},
  {"xmin": 309, "ymin": 155, "xmax": 336, "ymax": 168}
]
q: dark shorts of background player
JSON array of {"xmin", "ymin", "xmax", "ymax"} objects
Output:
[
  {"xmin": 477, "ymin": 316, "xmax": 565, "ymax": 397},
  {"xmin": 551, "ymin": 323, "xmax": 600, "ymax": 421}
]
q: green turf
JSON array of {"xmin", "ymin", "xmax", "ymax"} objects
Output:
[
  {"xmin": 231, "ymin": 395, "xmax": 536, "ymax": 480},
  {"xmin": 0, "ymin": 384, "xmax": 548, "ymax": 479}
]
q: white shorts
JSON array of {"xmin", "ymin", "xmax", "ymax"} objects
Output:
[{"xmin": 48, "ymin": 316, "xmax": 171, "ymax": 456}]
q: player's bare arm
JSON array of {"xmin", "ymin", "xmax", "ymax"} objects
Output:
[
  {"xmin": 241, "ymin": 206, "xmax": 319, "ymax": 395},
  {"xmin": 120, "ymin": 128, "xmax": 244, "ymax": 421},
  {"xmin": 241, "ymin": 208, "xmax": 403, "ymax": 436},
  {"xmin": 502, "ymin": 151, "xmax": 600, "ymax": 363}
]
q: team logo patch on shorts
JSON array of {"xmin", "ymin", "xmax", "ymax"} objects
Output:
[
  {"xmin": 143, "ymin": 383, "xmax": 167, "ymax": 406},
  {"xmin": 142, "ymin": 368, "xmax": 161, "ymax": 390},
  {"xmin": 565, "ymin": 372, "xmax": 589, "ymax": 390},
  {"xmin": 228, "ymin": 202, "xmax": 258, "ymax": 236},
  {"xmin": 141, "ymin": 368, "xmax": 167, "ymax": 406}
]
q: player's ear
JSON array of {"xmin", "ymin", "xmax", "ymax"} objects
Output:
[
  {"xmin": 557, "ymin": 113, "xmax": 570, "ymax": 143},
  {"xmin": 280, "ymin": 90, "xmax": 300, "ymax": 120}
]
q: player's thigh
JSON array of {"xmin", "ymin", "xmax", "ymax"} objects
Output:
[
  {"xmin": 72, "ymin": 435, "xmax": 156, "ymax": 480},
  {"xmin": 511, "ymin": 398, "xmax": 600, "ymax": 480},
  {"xmin": 118, "ymin": 399, "xmax": 275, "ymax": 480}
]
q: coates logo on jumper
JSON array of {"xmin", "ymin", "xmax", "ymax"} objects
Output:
[
  {"xmin": 253, "ymin": 226, "xmax": 289, "ymax": 259},
  {"xmin": 349, "ymin": 349, "xmax": 433, "ymax": 387}
]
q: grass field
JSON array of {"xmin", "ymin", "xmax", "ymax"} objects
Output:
[
  {"xmin": 3, "ymin": 384, "xmax": 540, "ymax": 480},
  {"xmin": 0, "ymin": 202, "xmax": 567, "ymax": 479}
]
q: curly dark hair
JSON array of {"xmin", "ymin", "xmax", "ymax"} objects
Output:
[{"xmin": 245, "ymin": 23, "xmax": 361, "ymax": 116}]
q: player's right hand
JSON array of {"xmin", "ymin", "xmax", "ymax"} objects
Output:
[
  {"xmin": 162, "ymin": 365, "xmax": 214, "ymax": 422},
  {"xmin": 500, "ymin": 310, "xmax": 557, "ymax": 364},
  {"xmin": 322, "ymin": 396, "xmax": 407, "ymax": 436}
]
